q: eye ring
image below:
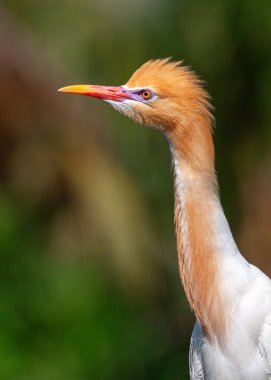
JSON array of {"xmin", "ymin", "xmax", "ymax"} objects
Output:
[{"xmin": 140, "ymin": 89, "xmax": 153, "ymax": 100}]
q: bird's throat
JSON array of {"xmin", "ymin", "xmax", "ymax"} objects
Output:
[{"xmin": 172, "ymin": 149, "xmax": 231, "ymax": 341}]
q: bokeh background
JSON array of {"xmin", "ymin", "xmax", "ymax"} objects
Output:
[{"xmin": 0, "ymin": 1, "xmax": 271, "ymax": 379}]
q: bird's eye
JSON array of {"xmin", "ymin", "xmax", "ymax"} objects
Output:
[{"xmin": 140, "ymin": 89, "xmax": 153, "ymax": 100}]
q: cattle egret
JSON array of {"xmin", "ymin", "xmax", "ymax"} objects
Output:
[{"xmin": 59, "ymin": 59, "xmax": 271, "ymax": 379}]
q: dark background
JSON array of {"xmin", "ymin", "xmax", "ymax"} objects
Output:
[{"xmin": 0, "ymin": 1, "xmax": 271, "ymax": 379}]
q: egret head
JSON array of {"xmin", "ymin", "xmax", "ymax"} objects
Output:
[{"xmin": 58, "ymin": 58, "xmax": 213, "ymax": 135}]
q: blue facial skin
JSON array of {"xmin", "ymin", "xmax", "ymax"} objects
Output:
[{"xmin": 120, "ymin": 87, "xmax": 155, "ymax": 103}]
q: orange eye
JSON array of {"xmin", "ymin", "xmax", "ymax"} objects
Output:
[{"xmin": 140, "ymin": 89, "xmax": 153, "ymax": 100}]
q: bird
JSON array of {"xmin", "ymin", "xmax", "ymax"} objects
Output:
[{"xmin": 58, "ymin": 58, "xmax": 271, "ymax": 379}]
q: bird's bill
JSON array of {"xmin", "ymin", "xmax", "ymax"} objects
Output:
[{"xmin": 58, "ymin": 84, "xmax": 132, "ymax": 102}]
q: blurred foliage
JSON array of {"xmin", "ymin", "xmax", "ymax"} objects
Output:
[
  {"xmin": 0, "ymin": 193, "xmax": 186, "ymax": 380},
  {"xmin": 0, "ymin": 0, "xmax": 271, "ymax": 379}
]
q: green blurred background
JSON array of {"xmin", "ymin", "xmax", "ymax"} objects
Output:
[{"xmin": 0, "ymin": 1, "xmax": 271, "ymax": 379}]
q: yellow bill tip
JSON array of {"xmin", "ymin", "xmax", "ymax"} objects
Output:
[{"xmin": 57, "ymin": 84, "xmax": 92, "ymax": 94}]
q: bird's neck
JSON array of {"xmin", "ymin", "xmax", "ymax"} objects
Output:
[{"xmin": 170, "ymin": 122, "xmax": 238, "ymax": 341}]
